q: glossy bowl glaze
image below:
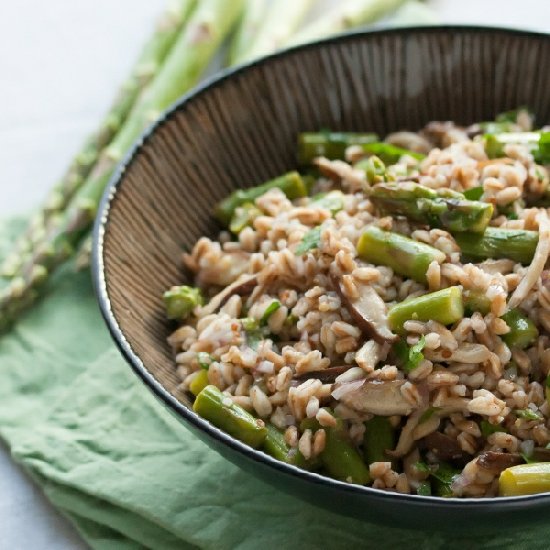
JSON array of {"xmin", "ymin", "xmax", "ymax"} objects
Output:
[{"xmin": 93, "ymin": 26, "xmax": 550, "ymax": 531}]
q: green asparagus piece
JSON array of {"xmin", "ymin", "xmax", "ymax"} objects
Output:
[
  {"xmin": 228, "ymin": 0, "xmax": 268, "ymax": 65},
  {"xmin": 454, "ymin": 227, "xmax": 539, "ymax": 265},
  {"xmin": 189, "ymin": 369, "xmax": 209, "ymax": 396},
  {"xmin": 499, "ymin": 463, "xmax": 550, "ymax": 496},
  {"xmin": 388, "ymin": 286, "xmax": 464, "ymax": 333},
  {"xmin": 501, "ymin": 309, "xmax": 539, "ymax": 349},
  {"xmin": 370, "ymin": 183, "xmax": 494, "ymax": 233},
  {"xmin": 363, "ymin": 417, "xmax": 395, "ymax": 465},
  {"xmin": 163, "ymin": 285, "xmax": 203, "ymax": 320},
  {"xmin": 354, "ymin": 155, "xmax": 386, "ymax": 185},
  {"xmin": 361, "ymin": 142, "xmax": 426, "ymax": 164},
  {"xmin": 483, "ymin": 132, "xmax": 550, "ymax": 163},
  {"xmin": 229, "ymin": 202, "xmax": 262, "ymax": 234},
  {"xmin": 417, "ymin": 480, "xmax": 432, "ymax": 496},
  {"xmin": 0, "ymin": 0, "xmax": 244, "ymax": 331},
  {"xmin": 193, "ymin": 385, "xmax": 267, "ymax": 448},
  {"xmin": 297, "ymin": 132, "xmax": 379, "ymax": 165},
  {"xmin": 0, "ymin": 0, "xmax": 197, "ymax": 278},
  {"xmin": 357, "ymin": 226, "xmax": 446, "ymax": 284},
  {"xmin": 301, "ymin": 414, "xmax": 371, "ymax": 484},
  {"xmin": 263, "ymin": 423, "xmax": 294, "ymax": 463},
  {"xmin": 462, "ymin": 289, "xmax": 491, "ymax": 315},
  {"xmin": 216, "ymin": 171, "xmax": 308, "ymax": 225},
  {"xmin": 286, "ymin": 0, "xmax": 408, "ymax": 46},
  {"xmin": 236, "ymin": 0, "xmax": 314, "ymax": 63}
]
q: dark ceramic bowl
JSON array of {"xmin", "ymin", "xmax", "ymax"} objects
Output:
[{"xmin": 93, "ymin": 26, "xmax": 550, "ymax": 531}]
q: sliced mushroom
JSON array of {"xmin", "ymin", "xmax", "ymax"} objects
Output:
[
  {"xmin": 332, "ymin": 379, "xmax": 415, "ymax": 416},
  {"xmin": 200, "ymin": 274, "xmax": 257, "ymax": 316},
  {"xmin": 313, "ymin": 157, "xmax": 366, "ymax": 190},
  {"xmin": 476, "ymin": 451, "xmax": 523, "ymax": 474},
  {"xmin": 330, "ymin": 273, "xmax": 397, "ymax": 344},
  {"xmin": 423, "ymin": 431, "xmax": 469, "ymax": 462},
  {"xmin": 295, "ymin": 365, "xmax": 351, "ymax": 384}
]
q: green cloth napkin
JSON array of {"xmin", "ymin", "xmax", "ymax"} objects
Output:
[{"xmin": 0, "ymin": 217, "xmax": 547, "ymax": 550}]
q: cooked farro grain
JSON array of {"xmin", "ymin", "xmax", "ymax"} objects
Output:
[{"xmin": 167, "ymin": 109, "xmax": 550, "ymax": 498}]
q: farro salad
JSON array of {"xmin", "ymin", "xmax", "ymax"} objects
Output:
[{"xmin": 165, "ymin": 107, "xmax": 550, "ymax": 498}]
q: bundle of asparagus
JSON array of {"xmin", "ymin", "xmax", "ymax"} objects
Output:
[{"xmin": 0, "ymin": 0, "xmax": 429, "ymax": 332}]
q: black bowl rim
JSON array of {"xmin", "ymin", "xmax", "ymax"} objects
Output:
[{"xmin": 93, "ymin": 24, "xmax": 550, "ymax": 509}]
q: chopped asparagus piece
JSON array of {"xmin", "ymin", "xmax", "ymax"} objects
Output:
[
  {"xmin": 454, "ymin": 228, "xmax": 539, "ymax": 264},
  {"xmin": 354, "ymin": 155, "xmax": 386, "ymax": 185},
  {"xmin": 501, "ymin": 309, "xmax": 539, "ymax": 349},
  {"xmin": 361, "ymin": 142, "xmax": 425, "ymax": 164},
  {"xmin": 261, "ymin": 300, "xmax": 281, "ymax": 325},
  {"xmin": 193, "ymin": 385, "xmax": 267, "ymax": 448},
  {"xmin": 515, "ymin": 408, "xmax": 542, "ymax": 421},
  {"xmin": 189, "ymin": 370, "xmax": 209, "ymax": 396},
  {"xmin": 229, "ymin": 202, "xmax": 262, "ymax": 234},
  {"xmin": 370, "ymin": 183, "xmax": 494, "ymax": 233},
  {"xmin": 297, "ymin": 132, "xmax": 378, "ymax": 165},
  {"xmin": 499, "ymin": 463, "xmax": 550, "ymax": 496},
  {"xmin": 483, "ymin": 132, "xmax": 550, "ymax": 163},
  {"xmin": 357, "ymin": 226, "xmax": 446, "ymax": 284},
  {"xmin": 462, "ymin": 289, "xmax": 491, "ymax": 315},
  {"xmin": 163, "ymin": 285, "xmax": 203, "ymax": 320},
  {"xmin": 263, "ymin": 423, "xmax": 293, "ymax": 463},
  {"xmin": 363, "ymin": 416, "xmax": 395, "ymax": 465},
  {"xmin": 216, "ymin": 172, "xmax": 308, "ymax": 225},
  {"xmin": 388, "ymin": 286, "xmax": 464, "ymax": 333}
]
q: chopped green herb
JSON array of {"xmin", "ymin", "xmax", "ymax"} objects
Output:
[
  {"xmin": 463, "ymin": 187, "xmax": 484, "ymax": 201},
  {"xmin": 295, "ymin": 226, "xmax": 322, "ymax": 255},
  {"xmin": 394, "ymin": 336, "xmax": 426, "ymax": 373},
  {"xmin": 261, "ymin": 300, "xmax": 282, "ymax": 326},
  {"xmin": 430, "ymin": 462, "xmax": 460, "ymax": 497},
  {"xmin": 246, "ymin": 329, "xmax": 264, "ymax": 351},
  {"xmin": 414, "ymin": 461, "xmax": 431, "ymax": 474},
  {"xmin": 197, "ymin": 352, "xmax": 212, "ymax": 370},
  {"xmin": 515, "ymin": 408, "xmax": 542, "ymax": 421},
  {"xmin": 480, "ymin": 419, "xmax": 505, "ymax": 438}
]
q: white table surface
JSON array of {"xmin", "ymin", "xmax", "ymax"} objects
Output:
[{"xmin": 0, "ymin": 1, "xmax": 548, "ymax": 548}]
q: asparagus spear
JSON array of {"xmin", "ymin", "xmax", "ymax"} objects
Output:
[
  {"xmin": 1, "ymin": 0, "xmax": 197, "ymax": 278},
  {"xmin": 454, "ymin": 228, "xmax": 539, "ymax": 265},
  {"xmin": 193, "ymin": 385, "xmax": 267, "ymax": 448},
  {"xmin": 189, "ymin": 369, "xmax": 210, "ymax": 396},
  {"xmin": 370, "ymin": 183, "xmax": 494, "ymax": 233},
  {"xmin": 235, "ymin": 0, "xmax": 314, "ymax": 63},
  {"xmin": 163, "ymin": 285, "xmax": 204, "ymax": 320},
  {"xmin": 301, "ymin": 415, "xmax": 371, "ymax": 485},
  {"xmin": 501, "ymin": 309, "xmax": 539, "ymax": 349},
  {"xmin": 297, "ymin": 132, "xmax": 379, "ymax": 165},
  {"xmin": 363, "ymin": 417, "xmax": 395, "ymax": 465},
  {"xmin": 499, "ymin": 463, "xmax": 550, "ymax": 496},
  {"xmin": 228, "ymin": 0, "xmax": 268, "ymax": 65},
  {"xmin": 360, "ymin": 142, "xmax": 425, "ymax": 164},
  {"xmin": 216, "ymin": 171, "xmax": 308, "ymax": 225},
  {"xmin": 388, "ymin": 286, "xmax": 464, "ymax": 333},
  {"xmin": 0, "ymin": 0, "xmax": 244, "ymax": 331},
  {"xmin": 356, "ymin": 226, "xmax": 446, "ymax": 284},
  {"xmin": 286, "ymin": 0, "xmax": 408, "ymax": 46}
]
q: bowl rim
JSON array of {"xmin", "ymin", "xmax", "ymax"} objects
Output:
[{"xmin": 93, "ymin": 24, "xmax": 550, "ymax": 508}]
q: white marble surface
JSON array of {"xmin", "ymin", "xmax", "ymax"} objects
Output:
[{"xmin": 0, "ymin": 1, "xmax": 548, "ymax": 548}]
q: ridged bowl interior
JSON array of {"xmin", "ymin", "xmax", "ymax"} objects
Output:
[{"xmin": 95, "ymin": 26, "xmax": 550, "ymax": 515}]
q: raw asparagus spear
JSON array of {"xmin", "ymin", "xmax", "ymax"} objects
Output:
[
  {"xmin": 297, "ymin": 132, "xmax": 379, "ymax": 165},
  {"xmin": 363, "ymin": 417, "xmax": 395, "ymax": 465},
  {"xmin": 454, "ymin": 228, "xmax": 539, "ymax": 265},
  {"xmin": 388, "ymin": 286, "xmax": 464, "ymax": 333},
  {"xmin": 216, "ymin": 172, "xmax": 308, "ymax": 225},
  {"xmin": 0, "ymin": 0, "xmax": 197, "ymax": 278},
  {"xmin": 286, "ymin": 0, "xmax": 408, "ymax": 46},
  {"xmin": 193, "ymin": 385, "xmax": 267, "ymax": 448},
  {"xmin": 357, "ymin": 226, "xmax": 446, "ymax": 284},
  {"xmin": 228, "ymin": 0, "xmax": 268, "ymax": 65},
  {"xmin": 0, "ymin": 0, "xmax": 244, "ymax": 331},
  {"xmin": 235, "ymin": 0, "xmax": 314, "ymax": 64},
  {"xmin": 370, "ymin": 183, "xmax": 494, "ymax": 233},
  {"xmin": 501, "ymin": 309, "xmax": 539, "ymax": 349}
]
